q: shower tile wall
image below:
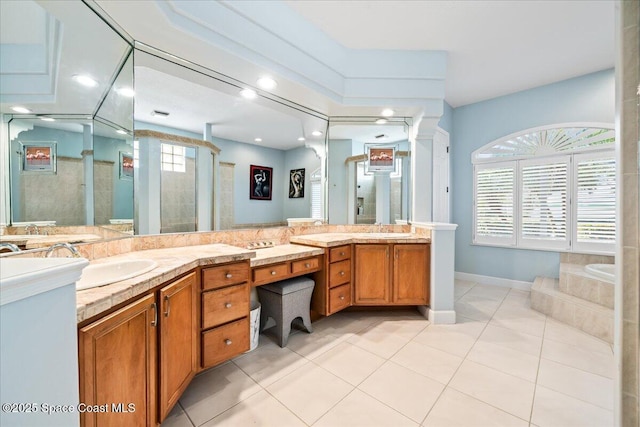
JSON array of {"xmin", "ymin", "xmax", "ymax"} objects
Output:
[
  {"xmin": 161, "ymin": 157, "xmax": 196, "ymax": 233},
  {"xmin": 356, "ymin": 165, "xmax": 375, "ymax": 224},
  {"xmin": 619, "ymin": 1, "xmax": 639, "ymax": 425},
  {"xmin": 391, "ymin": 177, "xmax": 402, "ymax": 223},
  {"xmin": 21, "ymin": 157, "xmax": 84, "ymax": 226},
  {"xmin": 94, "ymin": 160, "xmax": 115, "ymax": 225}
]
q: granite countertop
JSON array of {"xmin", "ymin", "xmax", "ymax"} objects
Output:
[
  {"xmin": 249, "ymin": 244, "xmax": 324, "ymax": 267},
  {"xmin": 289, "ymin": 232, "xmax": 430, "ymax": 247},
  {"xmin": 1, "ymin": 234, "xmax": 103, "ymax": 249},
  {"xmin": 76, "ymin": 244, "xmax": 254, "ymax": 323}
]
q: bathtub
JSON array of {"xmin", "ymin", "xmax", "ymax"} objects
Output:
[{"xmin": 585, "ymin": 264, "xmax": 615, "ymax": 284}]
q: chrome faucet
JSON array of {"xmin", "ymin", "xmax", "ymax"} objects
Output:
[
  {"xmin": 0, "ymin": 242, "xmax": 21, "ymax": 253},
  {"xmin": 24, "ymin": 224, "xmax": 39, "ymax": 235},
  {"xmin": 45, "ymin": 242, "xmax": 81, "ymax": 258}
]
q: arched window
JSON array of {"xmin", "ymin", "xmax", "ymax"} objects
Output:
[{"xmin": 472, "ymin": 124, "xmax": 615, "ymax": 254}]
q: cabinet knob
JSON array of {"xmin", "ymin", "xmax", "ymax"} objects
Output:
[
  {"xmin": 225, "ymin": 303, "xmax": 232, "ymax": 309},
  {"xmin": 271, "ymin": 271, "xmax": 277, "ymax": 276},
  {"xmin": 225, "ymin": 273, "xmax": 233, "ymax": 279},
  {"xmin": 340, "ymin": 252, "xmax": 345, "ymax": 256},
  {"xmin": 339, "ymin": 295, "xmax": 345, "ymax": 300},
  {"xmin": 224, "ymin": 339, "xmax": 232, "ymax": 346},
  {"xmin": 340, "ymin": 271, "xmax": 345, "ymax": 276},
  {"xmin": 305, "ymin": 263, "xmax": 310, "ymax": 268}
]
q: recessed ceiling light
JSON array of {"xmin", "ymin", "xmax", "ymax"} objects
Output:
[
  {"xmin": 11, "ymin": 106, "xmax": 31, "ymax": 114},
  {"xmin": 116, "ymin": 129, "xmax": 127, "ymax": 135},
  {"xmin": 254, "ymin": 138, "xmax": 262, "ymax": 142},
  {"xmin": 375, "ymin": 118, "xmax": 387, "ymax": 124},
  {"xmin": 257, "ymin": 76, "xmax": 277, "ymax": 90},
  {"xmin": 151, "ymin": 110, "xmax": 169, "ymax": 118},
  {"xmin": 381, "ymin": 108, "xmax": 394, "ymax": 117},
  {"xmin": 240, "ymin": 88, "xmax": 257, "ymax": 99},
  {"xmin": 311, "ymin": 130, "xmax": 323, "ymax": 137},
  {"xmin": 73, "ymin": 74, "xmax": 98, "ymax": 88},
  {"xmin": 297, "ymin": 137, "xmax": 305, "ymax": 142},
  {"xmin": 116, "ymin": 87, "xmax": 135, "ymax": 97},
  {"xmin": 40, "ymin": 117, "xmax": 55, "ymax": 122}
]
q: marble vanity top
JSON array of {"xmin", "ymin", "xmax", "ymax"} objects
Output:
[
  {"xmin": 76, "ymin": 243, "xmax": 253, "ymax": 323},
  {"xmin": 290, "ymin": 232, "xmax": 430, "ymax": 247},
  {"xmin": 249, "ymin": 244, "xmax": 324, "ymax": 267}
]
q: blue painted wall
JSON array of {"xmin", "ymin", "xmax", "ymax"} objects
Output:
[
  {"xmin": 451, "ymin": 69, "xmax": 615, "ymax": 282},
  {"xmin": 283, "ymin": 146, "xmax": 320, "ymax": 219}
]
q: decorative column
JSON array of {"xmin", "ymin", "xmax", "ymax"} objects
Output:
[
  {"xmin": 201, "ymin": 123, "xmax": 216, "ymax": 231},
  {"xmin": 82, "ymin": 124, "xmax": 94, "ymax": 225},
  {"xmin": 411, "ymin": 117, "xmax": 440, "ymax": 223},
  {"xmin": 375, "ymin": 173, "xmax": 390, "ymax": 224},
  {"xmin": 134, "ymin": 136, "xmax": 161, "ymax": 235}
]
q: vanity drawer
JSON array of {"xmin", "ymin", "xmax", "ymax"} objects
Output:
[
  {"xmin": 291, "ymin": 256, "xmax": 320, "ymax": 275},
  {"xmin": 202, "ymin": 317, "xmax": 249, "ymax": 368},
  {"xmin": 203, "ymin": 262, "xmax": 249, "ymax": 290},
  {"xmin": 329, "ymin": 245, "xmax": 351, "ymax": 263},
  {"xmin": 329, "ymin": 259, "xmax": 351, "ymax": 288},
  {"xmin": 253, "ymin": 263, "xmax": 289, "ymax": 285},
  {"xmin": 202, "ymin": 283, "xmax": 249, "ymax": 329},
  {"xmin": 329, "ymin": 283, "xmax": 351, "ymax": 313}
]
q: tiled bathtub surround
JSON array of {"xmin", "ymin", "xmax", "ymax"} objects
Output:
[{"xmin": 559, "ymin": 259, "xmax": 615, "ymax": 309}]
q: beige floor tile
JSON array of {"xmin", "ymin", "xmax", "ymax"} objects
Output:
[
  {"xmin": 455, "ymin": 296, "xmax": 502, "ymax": 321},
  {"xmin": 478, "ymin": 324, "xmax": 543, "ymax": 355},
  {"xmin": 467, "ymin": 340, "xmax": 540, "ymax": 382},
  {"xmin": 286, "ymin": 329, "xmax": 345, "ymax": 360},
  {"xmin": 359, "ymin": 361, "xmax": 445, "ymax": 423},
  {"xmin": 449, "ymin": 360, "xmax": 535, "ymax": 420},
  {"xmin": 179, "ymin": 362, "xmax": 262, "ymax": 426},
  {"xmin": 454, "ymin": 280, "xmax": 475, "ymax": 300},
  {"xmin": 160, "ymin": 403, "xmax": 193, "ymax": 427},
  {"xmin": 233, "ymin": 339, "xmax": 308, "ymax": 387},
  {"xmin": 391, "ymin": 341, "xmax": 463, "ymax": 384},
  {"xmin": 313, "ymin": 341, "xmax": 386, "ymax": 386},
  {"xmin": 537, "ymin": 359, "xmax": 613, "ymax": 410},
  {"xmin": 311, "ymin": 312, "xmax": 376, "ymax": 336},
  {"xmin": 543, "ymin": 319, "xmax": 612, "ymax": 355},
  {"xmin": 365, "ymin": 317, "xmax": 430, "ymax": 339},
  {"xmin": 489, "ymin": 304, "xmax": 546, "ymax": 337},
  {"xmin": 422, "ymin": 387, "xmax": 529, "ymax": 427},
  {"xmin": 266, "ymin": 363, "xmax": 353, "ymax": 425},
  {"xmin": 531, "ymin": 385, "xmax": 614, "ymax": 427},
  {"xmin": 348, "ymin": 324, "xmax": 412, "ymax": 359},
  {"xmin": 541, "ymin": 338, "xmax": 614, "ymax": 378},
  {"xmin": 412, "ymin": 316, "xmax": 486, "ymax": 357},
  {"xmin": 314, "ymin": 389, "xmax": 418, "ymax": 427},
  {"xmin": 200, "ymin": 390, "xmax": 305, "ymax": 427},
  {"xmin": 465, "ymin": 284, "xmax": 510, "ymax": 301}
]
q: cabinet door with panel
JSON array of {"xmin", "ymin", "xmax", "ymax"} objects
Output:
[
  {"xmin": 158, "ymin": 272, "xmax": 197, "ymax": 421},
  {"xmin": 393, "ymin": 244, "xmax": 429, "ymax": 305},
  {"xmin": 354, "ymin": 244, "xmax": 390, "ymax": 304},
  {"xmin": 79, "ymin": 294, "xmax": 157, "ymax": 427}
]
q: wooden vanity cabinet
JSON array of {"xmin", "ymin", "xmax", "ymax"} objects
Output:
[
  {"xmin": 79, "ymin": 294, "xmax": 158, "ymax": 427},
  {"xmin": 158, "ymin": 272, "xmax": 197, "ymax": 421},
  {"xmin": 311, "ymin": 245, "xmax": 352, "ymax": 315},
  {"xmin": 200, "ymin": 261, "xmax": 250, "ymax": 369},
  {"xmin": 354, "ymin": 243, "xmax": 430, "ymax": 306},
  {"xmin": 78, "ymin": 272, "xmax": 198, "ymax": 427}
]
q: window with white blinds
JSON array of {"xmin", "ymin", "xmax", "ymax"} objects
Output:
[
  {"xmin": 474, "ymin": 163, "xmax": 515, "ymax": 245},
  {"xmin": 574, "ymin": 153, "xmax": 616, "ymax": 252},
  {"xmin": 310, "ymin": 168, "xmax": 322, "ymax": 219},
  {"xmin": 519, "ymin": 158, "xmax": 570, "ymax": 250},
  {"xmin": 472, "ymin": 124, "xmax": 615, "ymax": 254}
]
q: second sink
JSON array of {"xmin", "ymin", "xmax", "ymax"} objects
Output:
[{"xmin": 77, "ymin": 259, "xmax": 158, "ymax": 290}]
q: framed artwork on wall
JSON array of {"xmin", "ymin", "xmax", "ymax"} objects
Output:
[
  {"xmin": 21, "ymin": 142, "xmax": 57, "ymax": 173},
  {"xmin": 289, "ymin": 168, "xmax": 305, "ymax": 198},
  {"xmin": 119, "ymin": 152, "xmax": 134, "ymax": 180},
  {"xmin": 365, "ymin": 143, "xmax": 397, "ymax": 174},
  {"xmin": 250, "ymin": 164, "xmax": 272, "ymax": 200}
]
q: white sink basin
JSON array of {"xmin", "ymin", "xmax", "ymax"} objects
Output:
[{"xmin": 76, "ymin": 259, "xmax": 158, "ymax": 290}]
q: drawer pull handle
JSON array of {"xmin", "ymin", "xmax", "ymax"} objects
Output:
[
  {"xmin": 225, "ymin": 273, "xmax": 233, "ymax": 279},
  {"xmin": 339, "ymin": 295, "xmax": 345, "ymax": 300},
  {"xmin": 271, "ymin": 271, "xmax": 277, "ymax": 276},
  {"xmin": 225, "ymin": 303, "xmax": 232, "ymax": 309},
  {"xmin": 340, "ymin": 252, "xmax": 345, "ymax": 256},
  {"xmin": 224, "ymin": 339, "xmax": 233, "ymax": 346},
  {"xmin": 305, "ymin": 263, "xmax": 310, "ymax": 268},
  {"xmin": 340, "ymin": 271, "xmax": 345, "ymax": 276},
  {"xmin": 164, "ymin": 295, "xmax": 170, "ymax": 317}
]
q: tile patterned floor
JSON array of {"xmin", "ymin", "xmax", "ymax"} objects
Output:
[{"xmin": 162, "ymin": 280, "xmax": 615, "ymax": 427}]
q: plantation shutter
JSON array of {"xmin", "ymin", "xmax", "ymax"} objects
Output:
[
  {"xmin": 310, "ymin": 168, "xmax": 322, "ymax": 219},
  {"xmin": 574, "ymin": 153, "xmax": 616, "ymax": 252},
  {"xmin": 519, "ymin": 157, "xmax": 570, "ymax": 250},
  {"xmin": 474, "ymin": 162, "xmax": 515, "ymax": 245}
]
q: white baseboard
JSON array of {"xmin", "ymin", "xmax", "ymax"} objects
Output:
[
  {"xmin": 426, "ymin": 308, "xmax": 456, "ymax": 324},
  {"xmin": 454, "ymin": 271, "xmax": 532, "ymax": 291}
]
